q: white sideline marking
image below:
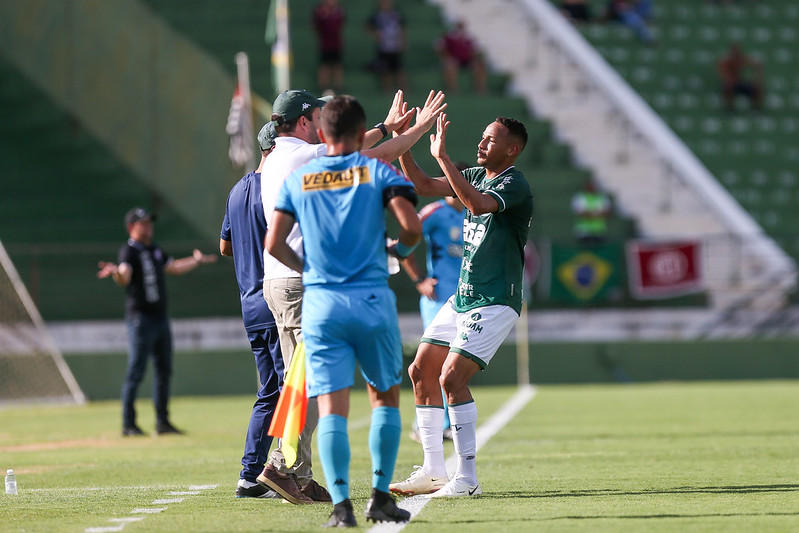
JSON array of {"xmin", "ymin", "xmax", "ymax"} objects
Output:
[
  {"xmin": 130, "ymin": 507, "xmax": 167, "ymax": 514},
  {"xmin": 84, "ymin": 484, "xmax": 213, "ymax": 533},
  {"xmin": 152, "ymin": 498, "xmax": 185, "ymax": 504},
  {"xmin": 367, "ymin": 385, "xmax": 537, "ymax": 533}
]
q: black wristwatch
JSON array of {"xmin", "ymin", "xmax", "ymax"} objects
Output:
[
  {"xmin": 413, "ymin": 277, "xmax": 425, "ymax": 284},
  {"xmin": 373, "ymin": 122, "xmax": 388, "ymax": 139}
]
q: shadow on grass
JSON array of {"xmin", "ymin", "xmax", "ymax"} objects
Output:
[{"xmin": 485, "ymin": 483, "xmax": 799, "ymax": 499}]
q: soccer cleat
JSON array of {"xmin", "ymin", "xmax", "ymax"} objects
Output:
[
  {"xmin": 235, "ymin": 479, "xmax": 280, "ymax": 499},
  {"xmin": 428, "ymin": 477, "xmax": 482, "ymax": 498},
  {"xmin": 323, "ymin": 499, "xmax": 357, "ymax": 528},
  {"xmin": 122, "ymin": 425, "xmax": 145, "ymax": 437},
  {"xmin": 364, "ymin": 488, "xmax": 410, "ymax": 523},
  {"xmin": 389, "ymin": 466, "xmax": 448, "ymax": 496},
  {"xmin": 257, "ymin": 463, "xmax": 313, "ymax": 504}
]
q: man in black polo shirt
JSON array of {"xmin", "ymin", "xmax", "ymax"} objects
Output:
[{"xmin": 97, "ymin": 207, "xmax": 216, "ymax": 437}]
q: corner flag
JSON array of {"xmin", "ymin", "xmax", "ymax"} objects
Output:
[{"xmin": 267, "ymin": 340, "xmax": 307, "ymax": 467}]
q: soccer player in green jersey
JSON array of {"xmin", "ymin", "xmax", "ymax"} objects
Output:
[{"xmin": 390, "ymin": 113, "xmax": 533, "ymax": 498}]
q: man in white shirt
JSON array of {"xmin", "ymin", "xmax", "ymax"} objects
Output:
[{"xmin": 257, "ymin": 88, "xmax": 447, "ymax": 504}]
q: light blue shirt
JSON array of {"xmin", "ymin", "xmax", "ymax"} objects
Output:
[{"xmin": 275, "ymin": 152, "xmax": 414, "ymax": 287}]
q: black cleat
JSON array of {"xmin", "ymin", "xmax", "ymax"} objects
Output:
[
  {"xmin": 364, "ymin": 489, "xmax": 410, "ymax": 523},
  {"xmin": 155, "ymin": 421, "xmax": 184, "ymax": 436},
  {"xmin": 122, "ymin": 425, "xmax": 145, "ymax": 437},
  {"xmin": 324, "ymin": 499, "xmax": 357, "ymax": 528}
]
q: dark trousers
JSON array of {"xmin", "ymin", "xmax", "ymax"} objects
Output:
[
  {"xmin": 122, "ymin": 313, "xmax": 173, "ymax": 428},
  {"xmin": 240, "ymin": 326, "xmax": 284, "ymax": 482}
]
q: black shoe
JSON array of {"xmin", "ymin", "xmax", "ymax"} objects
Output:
[
  {"xmin": 324, "ymin": 499, "xmax": 357, "ymax": 528},
  {"xmin": 155, "ymin": 421, "xmax": 184, "ymax": 436},
  {"xmin": 364, "ymin": 489, "xmax": 410, "ymax": 523},
  {"xmin": 122, "ymin": 425, "xmax": 145, "ymax": 437},
  {"xmin": 235, "ymin": 480, "xmax": 280, "ymax": 499}
]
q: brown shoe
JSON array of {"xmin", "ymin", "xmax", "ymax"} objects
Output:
[
  {"xmin": 301, "ymin": 479, "xmax": 332, "ymax": 502},
  {"xmin": 256, "ymin": 464, "xmax": 313, "ymax": 505}
]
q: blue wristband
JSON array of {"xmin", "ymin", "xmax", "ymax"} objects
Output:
[{"xmin": 394, "ymin": 240, "xmax": 418, "ymax": 258}]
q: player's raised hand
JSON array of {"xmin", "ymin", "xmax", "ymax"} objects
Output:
[
  {"xmin": 430, "ymin": 113, "xmax": 451, "ymax": 160},
  {"xmin": 383, "ymin": 89, "xmax": 415, "ymax": 134},
  {"xmin": 414, "ymin": 90, "xmax": 447, "ymax": 132}
]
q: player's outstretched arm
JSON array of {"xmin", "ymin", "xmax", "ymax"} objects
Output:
[
  {"xmin": 266, "ymin": 211, "xmax": 303, "ymax": 274},
  {"xmin": 97, "ymin": 261, "xmax": 132, "ymax": 286},
  {"xmin": 432, "ymin": 114, "xmax": 498, "ymax": 215},
  {"xmin": 165, "ymin": 249, "xmax": 217, "ymax": 275},
  {"xmin": 363, "ymin": 90, "xmax": 447, "ymax": 162}
]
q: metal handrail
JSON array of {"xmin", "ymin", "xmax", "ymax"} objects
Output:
[{"xmin": 519, "ymin": 0, "xmax": 796, "ymax": 280}]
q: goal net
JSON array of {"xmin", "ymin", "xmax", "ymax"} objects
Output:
[{"xmin": 0, "ymin": 239, "xmax": 86, "ymax": 405}]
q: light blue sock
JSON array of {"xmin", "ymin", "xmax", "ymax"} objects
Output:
[
  {"xmin": 369, "ymin": 406, "xmax": 401, "ymax": 493},
  {"xmin": 317, "ymin": 414, "xmax": 349, "ymax": 504}
]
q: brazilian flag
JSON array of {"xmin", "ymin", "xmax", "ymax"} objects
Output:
[{"xmin": 549, "ymin": 243, "xmax": 622, "ymax": 303}]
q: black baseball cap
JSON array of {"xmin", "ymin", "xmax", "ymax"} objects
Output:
[{"xmin": 124, "ymin": 207, "xmax": 157, "ymax": 227}]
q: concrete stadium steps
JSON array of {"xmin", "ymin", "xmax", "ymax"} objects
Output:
[{"xmin": 580, "ymin": 0, "xmax": 799, "ymax": 263}]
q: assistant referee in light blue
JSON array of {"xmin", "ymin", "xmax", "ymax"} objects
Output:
[{"xmin": 266, "ymin": 95, "xmax": 430, "ymax": 527}]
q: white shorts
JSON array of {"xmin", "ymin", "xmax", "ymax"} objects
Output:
[{"xmin": 420, "ymin": 295, "xmax": 518, "ymax": 369}]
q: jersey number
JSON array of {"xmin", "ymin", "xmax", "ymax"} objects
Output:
[{"xmin": 463, "ymin": 221, "xmax": 486, "ymax": 247}]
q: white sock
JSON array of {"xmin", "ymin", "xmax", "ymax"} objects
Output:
[
  {"xmin": 448, "ymin": 401, "xmax": 478, "ymax": 485},
  {"xmin": 416, "ymin": 405, "xmax": 447, "ymax": 478}
]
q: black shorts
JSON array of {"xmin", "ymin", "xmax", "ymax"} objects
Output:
[
  {"xmin": 378, "ymin": 51, "xmax": 403, "ymax": 73},
  {"xmin": 319, "ymin": 49, "xmax": 342, "ymax": 65}
]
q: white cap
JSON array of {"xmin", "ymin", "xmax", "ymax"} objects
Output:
[{"xmin": 6, "ymin": 469, "xmax": 12, "ymax": 475}]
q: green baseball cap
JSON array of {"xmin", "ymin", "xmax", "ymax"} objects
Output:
[
  {"xmin": 272, "ymin": 89, "xmax": 329, "ymax": 123},
  {"xmin": 257, "ymin": 121, "xmax": 277, "ymax": 151}
]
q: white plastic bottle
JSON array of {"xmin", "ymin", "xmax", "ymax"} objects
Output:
[{"xmin": 5, "ymin": 469, "xmax": 17, "ymax": 495}]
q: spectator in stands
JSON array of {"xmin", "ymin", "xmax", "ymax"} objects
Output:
[
  {"xmin": 366, "ymin": 0, "xmax": 407, "ymax": 92},
  {"xmin": 717, "ymin": 42, "xmax": 764, "ymax": 112},
  {"xmin": 97, "ymin": 208, "xmax": 217, "ymax": 437},
  {"xmin": 435, "ymin": 20, "xmax": 487, "ymax": 94},
  {"xmin": 312, "ymin": 0, "xmax": 345, "ymax": 95},
  {"xmin": 560, "ymin": 0, "xmax": 593, "ymax": 23},
  {"xmin": 571, "ymin": 180, "xmax": 611, "ymax": 246},
  {"xmin": 605, "ymin": 0, "xmax": 655, "ymax": 45}
]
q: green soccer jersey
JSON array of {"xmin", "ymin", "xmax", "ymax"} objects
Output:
[{"xmin": 456, "ymin": 166, "xmax": 534, "ymax": 315}]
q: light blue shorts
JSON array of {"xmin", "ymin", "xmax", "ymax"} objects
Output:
[{"xmin": 302, "ymin": 284, "xmax": 404, "ymax": 397}]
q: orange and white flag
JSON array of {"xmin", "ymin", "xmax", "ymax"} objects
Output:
[{"xmin": 267, "ymin": 341, "xmax": 307, "ymax": 467}]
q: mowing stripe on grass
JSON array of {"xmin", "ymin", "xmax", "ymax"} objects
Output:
[{"xmin": 368, "ymin": 385, "xmax": 537, "ymax": 533}]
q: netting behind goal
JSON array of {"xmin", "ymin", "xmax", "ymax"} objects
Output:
[{"xmin": 0, "ymin": 239, "xmax": 85, "ymax": 405}]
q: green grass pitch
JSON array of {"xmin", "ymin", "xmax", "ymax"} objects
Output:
[{"xmin": 1, "ymin": 381, "xmax": 798, "ymax": 532}]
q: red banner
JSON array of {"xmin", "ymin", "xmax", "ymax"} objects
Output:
[{"xmin": 626, "ymin": 240, "xmax": 703, "ymax": 299}]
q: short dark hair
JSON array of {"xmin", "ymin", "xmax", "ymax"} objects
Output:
[
  {"xmin": 496, "ymin": 116, "xmax": 528, "ymax": 150},
  {"xmin": 320, "ymin": 95, "xmax": 366, "ymax": 141},
  {"xmin": 271, "ymin": 110, "xmax": 315, "ymax": 135}
]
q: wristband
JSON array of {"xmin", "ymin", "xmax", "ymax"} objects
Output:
[
  {"xmin": 413, "ymin": 277, "xmax": 425, "ymax": 284},
  {"xmin": 373, "ymin": 122, "xmax": 388, "ymax": 139},
  {"xmin": 394, "ymin": 240, "xmax": 418, "ymax": 259}
]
